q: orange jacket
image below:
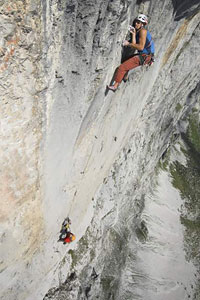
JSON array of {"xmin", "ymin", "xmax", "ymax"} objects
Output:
[{"xmin": 64, "ymin": 233, "xmax": 75, "ymax": 243}]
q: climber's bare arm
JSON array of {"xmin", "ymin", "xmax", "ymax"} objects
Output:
[{"xmin": 130, "ymin": 28, "xmax": 147, "ymax": 51}]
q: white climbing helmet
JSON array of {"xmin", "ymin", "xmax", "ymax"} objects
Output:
[{"xmin": 136, "ymin": 14, "xmax": 148, "ymax": 25}]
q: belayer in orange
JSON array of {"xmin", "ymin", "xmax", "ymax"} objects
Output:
[
  {"xmin": 63, "ymin": 232, "xmax": 76, "ymax": 244},
  {"xmin": 58, "ymin": 217, "xmax": 76, "ymax": 244},
  {"xmin": 107, "ymin": 14, "xmax": 155, "ymax": 92}
]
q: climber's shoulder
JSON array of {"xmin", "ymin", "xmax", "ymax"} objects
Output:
[{"xmin": 139, "ymin": 28, "xmax": 147, "ymax": 36}]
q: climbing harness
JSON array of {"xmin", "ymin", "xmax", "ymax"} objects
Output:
[{"xmin": 139, "ymin": 53, "xmax": 155, "ymax": 66}]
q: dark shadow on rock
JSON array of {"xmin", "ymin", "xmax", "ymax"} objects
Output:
[
  {"xmin": 85, "ymin": 285, "xmax": 91, "ymax": 298},
  {"xmin": 135, "ymin": 220, "xmax": 148, "ymax": 242},
  {"xmin": 136, "ymin": 0, "xmax": 150, "ymax": 4},
  {"xmin": 172, "ymin": 0, "xmax": 200, "ymax": 21},
  {"xmin": 91, "ymin": 267, "xmax": 98, "ymax": 280},
  {"xmin": 66, "ymin": 272, "xmax": 77, "ymax": 283},
  {"xmin": 121, "ymin": 46, "xmax": 136, "ymax": 63}
]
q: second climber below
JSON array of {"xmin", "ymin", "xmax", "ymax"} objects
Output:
[{"xmin": 107, "ymin": 14, "xmax": 155, "ymax": 92}]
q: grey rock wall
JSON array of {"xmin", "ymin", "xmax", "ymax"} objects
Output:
[
  {"xmin": 0, "ymin": 1, "xmax": 45, "ymax": 299},
  {"xmin": 0, "ymin": 0, "xmax": 200, "ymax": 299}
]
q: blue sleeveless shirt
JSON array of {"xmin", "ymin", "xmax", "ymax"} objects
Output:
[{"xmin": 136, "ymin": 30, "xmax": 155, "ymax": 54}]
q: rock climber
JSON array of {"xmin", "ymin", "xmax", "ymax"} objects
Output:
[
  {"xmin": 61, "ymin": 217, "xmax": 71, "ymax": 233},
  {"xmin": 107, "ymin": 14, "xmax": 155, "ymax": 91},
  {"xmin": 63, "ymin": 232, "xmax": 76, "ymax": 244},
  {"xmin": 58, "ymin": 217, "xmax": 76, "ymax": 244}
]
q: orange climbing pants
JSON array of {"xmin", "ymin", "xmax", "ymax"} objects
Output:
[{"xmin": 115, "ymin": 54, "xmax": 152, "ymax": 83}]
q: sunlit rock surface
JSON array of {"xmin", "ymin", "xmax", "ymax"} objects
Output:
[{"xmin": 0, "ymin": 0, "xmax": 200, "ymax": 299}]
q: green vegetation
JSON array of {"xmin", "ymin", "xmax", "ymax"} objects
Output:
[
  {"xmin": 169, "ymin": 111, "xmax": 200, "ymax": 298},
  {"xmin": 175, "ymin": 103, "xmax": 182, "ymax": 112},
  {"xmin": 162, "ymin": 110, "xmax": 200, "ymax": 297},
  {"xmin": 68, "ymin": 227, "xmax": 95, "ymax": 271},
  {"xmin": 101, "ymin": 276, "xmax": 114, "ymax": 292},
  {"xmin": 192, "ymin": 107, "xmax": 198, "ymax": 113},
  {"xmin": 187, "ymin": 114, "xmax": 200, "ymax": 153},
  {"xmin": 169, "ymin": 162, "xmax": 190, "ymax": 197},
  {"xmin": 68, "ymin": 249, "xmax": 78, "ymax": 269}
]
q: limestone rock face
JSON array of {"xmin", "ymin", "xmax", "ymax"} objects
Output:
[
  {"xmin": 0, "ymin": 1, "xmax": 44, "ymax": 299},
  {"xmin": 0, "ymin": 0, "xmax": 200, "ymax": 299}
]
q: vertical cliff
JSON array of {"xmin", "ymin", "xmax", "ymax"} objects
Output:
[
  {"xmin": 0, "ymin": 0, "xmax": 200, "ymax": 299},
  {"xmin": 0, "ymin": 1, "xmax": 44, "ymax": 299}
]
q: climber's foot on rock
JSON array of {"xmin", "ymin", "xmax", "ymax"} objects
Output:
[{"xmin": 107, "ymin": 85, "xmax": 118, "ymax": 92}]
